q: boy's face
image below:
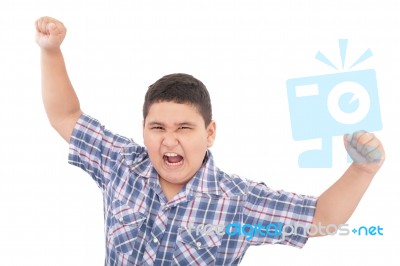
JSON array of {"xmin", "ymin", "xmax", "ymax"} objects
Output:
[{"xmin": 143, "ymin": 101, "xmax": 216, "ymax": 190}]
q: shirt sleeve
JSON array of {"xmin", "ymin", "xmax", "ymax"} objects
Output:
[
  {"xmin": 68, "ymin": 113, "xmax": 133, "ymax": 191},
  {"xmin": 243, "ymin": 181, "xmax": 317, "ymax": 248}
]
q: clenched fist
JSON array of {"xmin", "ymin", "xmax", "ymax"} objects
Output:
[
  {"xmin": 35, "ymin": 16, "xmax": 67, "ymax": 50},
  {"xmin": 344, "ymin": 131, "xmax": 385, "ymax": 174}
]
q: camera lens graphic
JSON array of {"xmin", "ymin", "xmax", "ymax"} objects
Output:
[{"xmin": 327, "ymin": 81, "xmax": 371, "ymax": 125}]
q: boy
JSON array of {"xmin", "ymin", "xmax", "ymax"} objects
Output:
[{"xmin": 35, "ymin": 16, "xmax": 385, "ymax": 266}]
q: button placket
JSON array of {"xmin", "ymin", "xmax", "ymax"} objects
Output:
[{"xmin": 142, "ymin": 209, "xmax": 169, "ymax": 262}]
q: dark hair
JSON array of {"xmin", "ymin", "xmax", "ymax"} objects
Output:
[{"xmin": 143, "ymin": 73, "xmax": 212, "ymax": 126}]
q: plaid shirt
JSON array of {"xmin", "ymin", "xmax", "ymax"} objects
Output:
[{"xmin": 68, "ymin": 114, "xmax": 317, "ymax": 266}]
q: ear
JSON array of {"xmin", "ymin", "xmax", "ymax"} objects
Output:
[{"xmin": 206, "ymin": 120, "xmax": 216, "ymax": 147}]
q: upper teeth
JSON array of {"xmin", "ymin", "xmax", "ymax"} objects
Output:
[{"xmin": 165, "ymin": 153, "xmax": 178, "ymax": 157}]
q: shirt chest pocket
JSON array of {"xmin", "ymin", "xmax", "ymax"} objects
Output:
[
  {"xmin": 173, "ymin": 227, "xmax": 222, "ymax": 265},
  {"xmin": 108, "ymin": 201, "xmax": 147, "ymax": 255}
]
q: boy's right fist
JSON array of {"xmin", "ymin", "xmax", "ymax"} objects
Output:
[{"xmin": 35, "ymin": 16, "xmax": 66, "ymax": 50}]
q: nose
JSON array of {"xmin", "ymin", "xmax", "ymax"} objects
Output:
[{"xmin": 162, "ymin": 131, "xmax": 179, "ymax": 147}]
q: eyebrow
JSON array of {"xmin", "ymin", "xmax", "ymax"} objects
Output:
[{"xmin": 147, "ymin": 121, "xmax": 197, "ymax": 127}]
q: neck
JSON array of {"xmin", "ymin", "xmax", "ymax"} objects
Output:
[{"xmin": 159, "ymin": 178, "xmax": 185, "ymax": 201}]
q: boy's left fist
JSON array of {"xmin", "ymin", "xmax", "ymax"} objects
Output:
[{"xmin": 344, "ymin": 131, "xmax": 385, "ymax": 174}]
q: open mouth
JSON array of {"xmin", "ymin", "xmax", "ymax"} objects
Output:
[{"xmin": 163, "ymin": 152, "xmax": 184, "ymax": 166}]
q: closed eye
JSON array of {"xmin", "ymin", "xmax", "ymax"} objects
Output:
[
  {"xmin": 151, "ymin": 126, "xmax": 164, "ymax": 130},
  {"xmin": 178, "ymin": 126, "xmax": 193, "ymax": 131}
]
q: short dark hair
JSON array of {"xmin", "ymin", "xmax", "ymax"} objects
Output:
[{"xmin": 143, "ymin": 73, "xmax": 212, "ymax": 126}]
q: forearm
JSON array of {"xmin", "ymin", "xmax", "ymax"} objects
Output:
[
  {"xmin": 41, "ymin": 48, "xmax": 81, "ymax": 126},
  {"xmin": 313, "ymin": 164, "xmax": 375, "ymax": 227}
]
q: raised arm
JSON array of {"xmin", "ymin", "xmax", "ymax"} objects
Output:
[
  {"xmin": 311, "ymin": 131, "xmax": 385, "ymax": 236},
  {"xmin": 35, "ymin": 16, "xmax": 82, "ymax": 142}
]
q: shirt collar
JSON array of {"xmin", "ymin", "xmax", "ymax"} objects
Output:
[
  {"xmin": 184, "ymin": 151, "xmax": 221, "ymax": 197},
  {"xmin": 126, "ymin": 148, "xmax": 221, "ymax": 197}
]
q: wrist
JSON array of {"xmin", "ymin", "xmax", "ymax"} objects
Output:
[
  {"xmin": 348, "ymin": 162, "xmax": 381, "ymax": 177},
  {"xmin": 40, "ymin": 47, "xmax": 62, "ymax": 56}
]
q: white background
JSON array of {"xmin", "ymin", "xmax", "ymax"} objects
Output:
[{"xmin": 1, "ymin": 0, "xmax": 399, "ymax": 265}]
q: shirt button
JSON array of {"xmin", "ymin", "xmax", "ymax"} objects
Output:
[
  {"xmin": 153, "ymin": 237, "xmax": 159, "ymax": 244},
  {"xmin": 118, "ymin": 217, "xmax": 124, "ymax": 223},
  {"xmin": 196, "ymin": 241, "xmax": 202, "ymax": 248}
]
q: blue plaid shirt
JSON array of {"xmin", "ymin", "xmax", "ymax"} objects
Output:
[{"xmin": 68, "ymin": 114, "xmax": 317, "ymax": 266}]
